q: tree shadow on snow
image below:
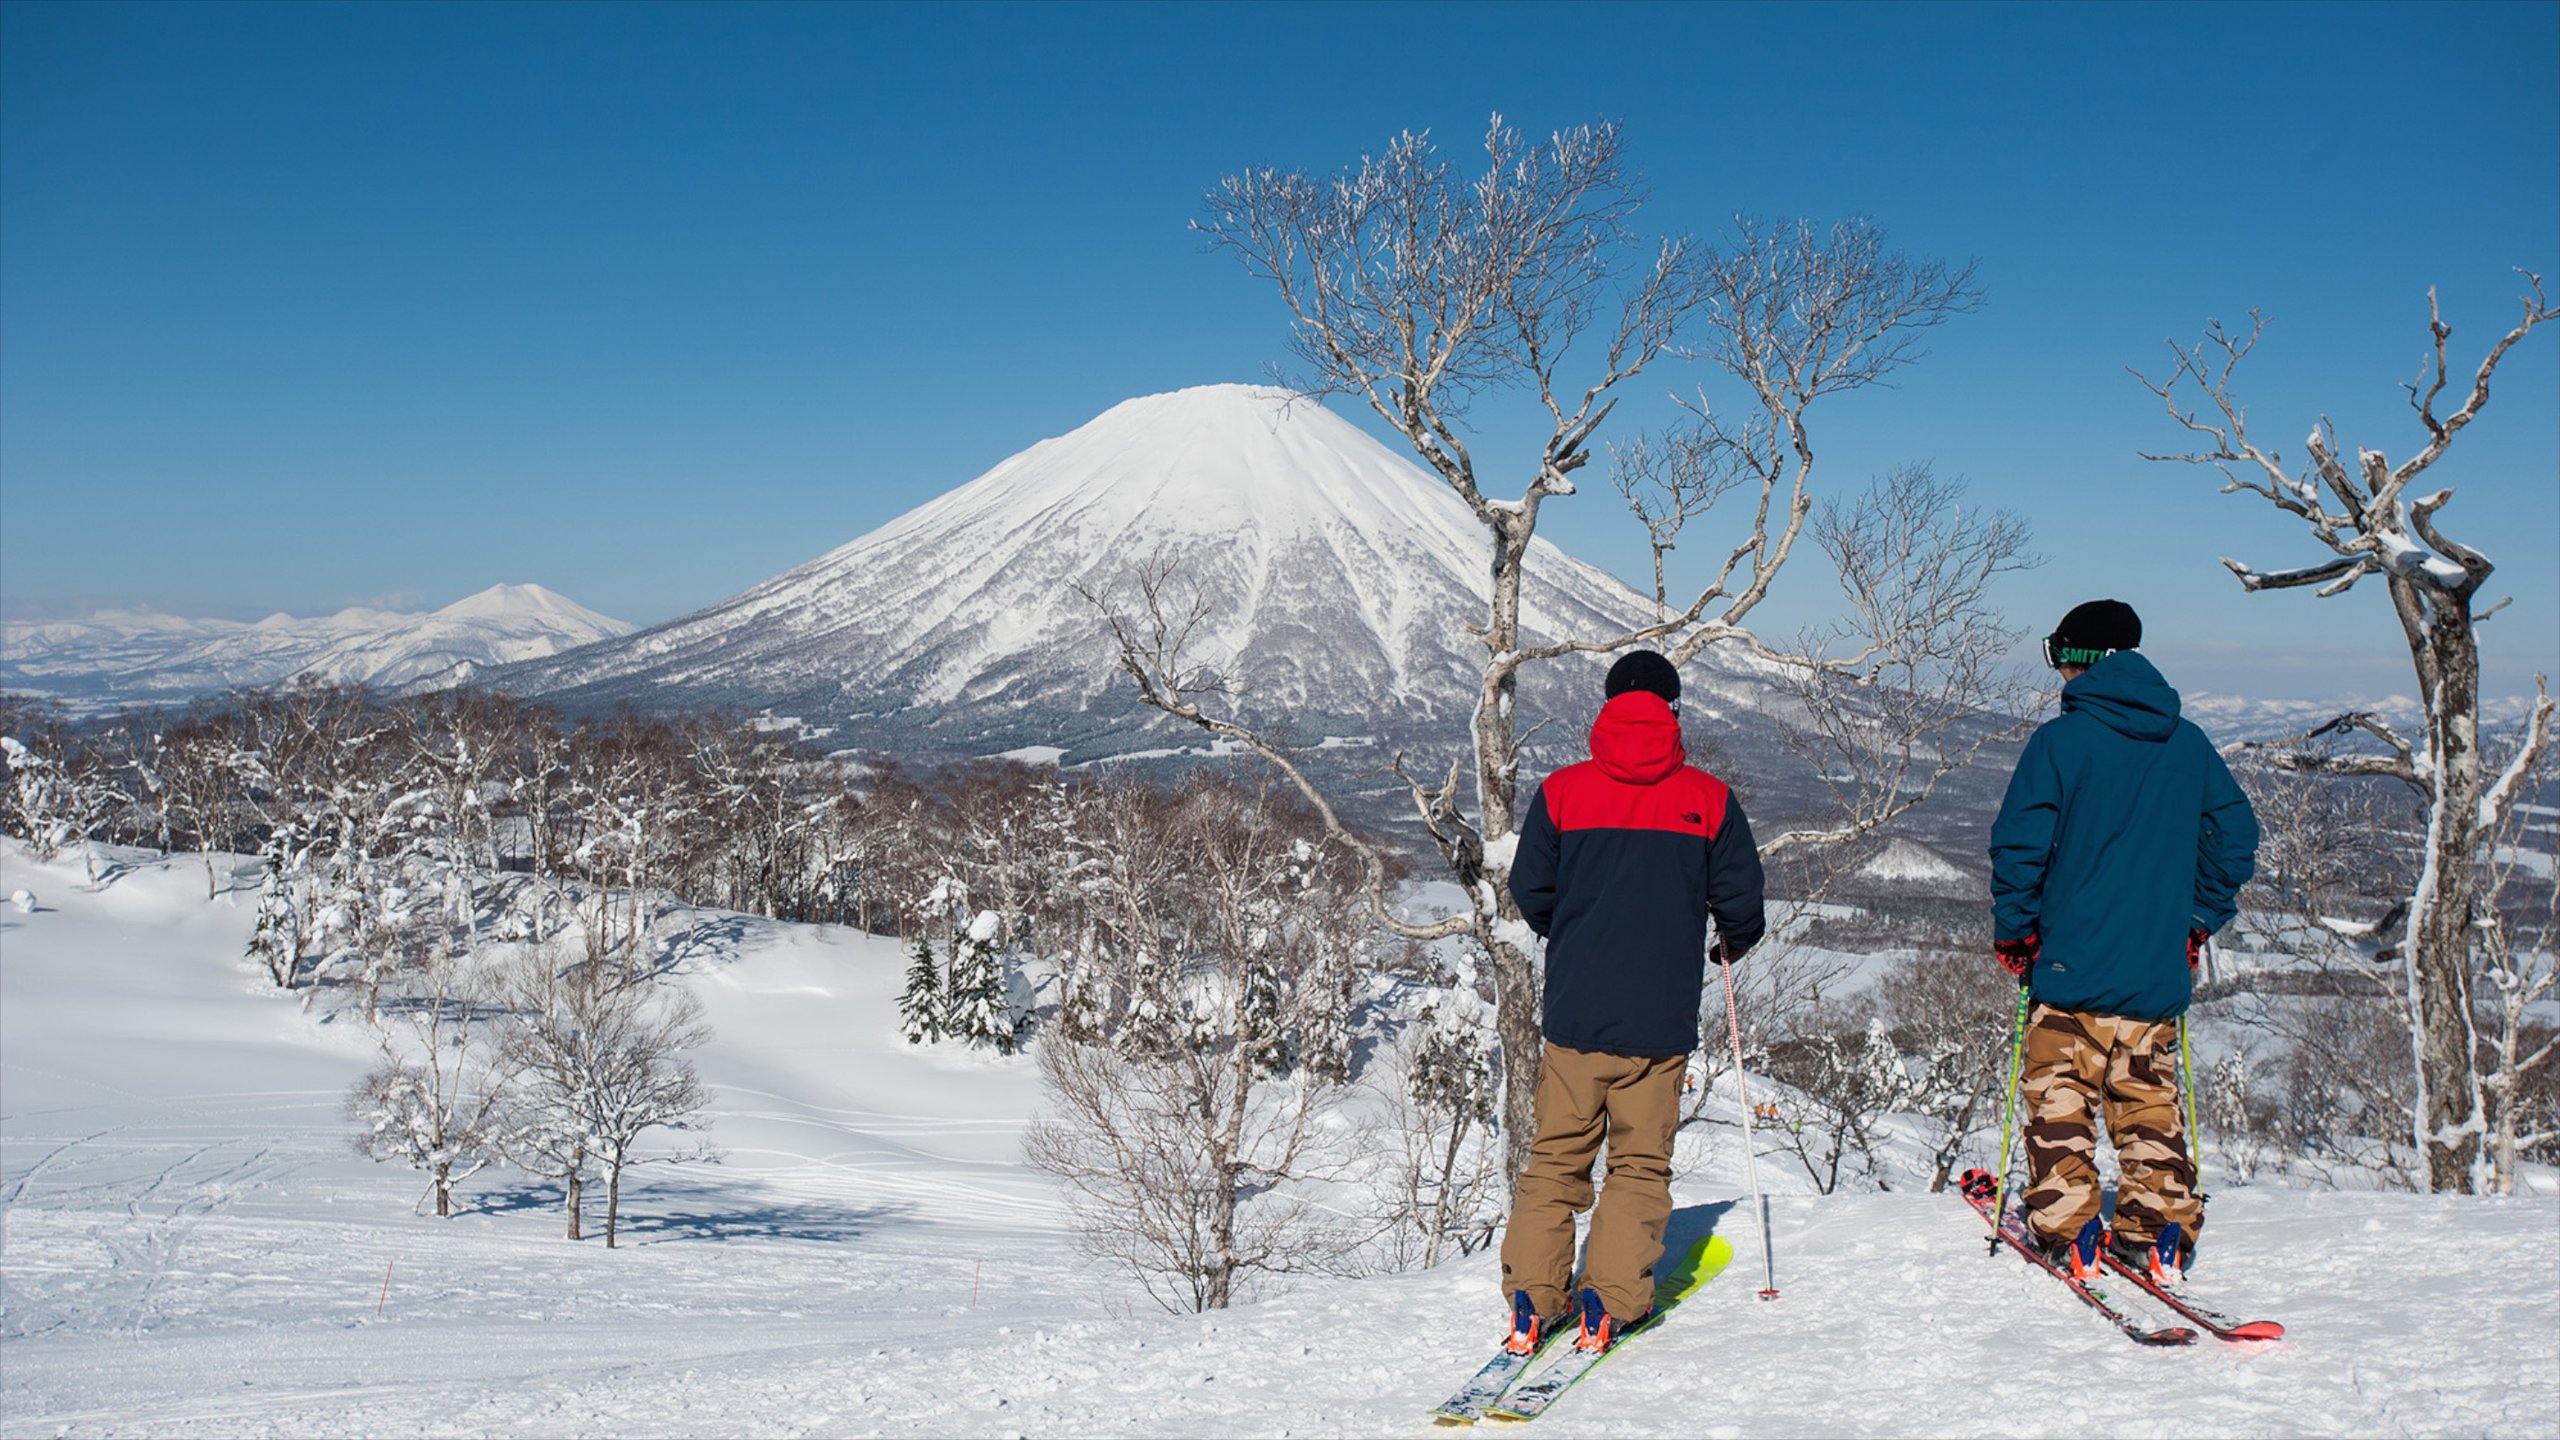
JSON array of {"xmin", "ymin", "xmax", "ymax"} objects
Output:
[{"xmin": 471, "ymin": 1175, "xmax": 907, "ymax": 1246}]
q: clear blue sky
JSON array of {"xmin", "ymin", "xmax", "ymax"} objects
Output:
[{"xmin": 4, "ymin": 0, "xmax": 2554, "ymax": 701}]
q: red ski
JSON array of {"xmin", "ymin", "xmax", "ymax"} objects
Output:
[
  {"xmin": 1957, "ymin": 1171, "xmax": 2196, "ymax": 1347},
  {"xmin": 2100, "ymin": 1252, "xmax": 2285, "ymax": 1342}
]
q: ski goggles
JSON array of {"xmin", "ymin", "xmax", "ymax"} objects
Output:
[{"xmin": 2041, "ymin": 635, "xmax": 2116, "ymax": 670}]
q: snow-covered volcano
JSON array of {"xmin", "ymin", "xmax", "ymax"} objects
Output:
[{"xmin": 492, "ymin": 386, "xmax": 1762, "ymax": 758}]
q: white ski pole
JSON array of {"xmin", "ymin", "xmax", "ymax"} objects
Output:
[{"xmin": 1719, "ymin": 951, "xmax": 1779, "ymax": 1300}]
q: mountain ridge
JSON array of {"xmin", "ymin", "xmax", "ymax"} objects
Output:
[{"xmin": 0, "ymin": 583, "xmax": 633, "ymax": 713}]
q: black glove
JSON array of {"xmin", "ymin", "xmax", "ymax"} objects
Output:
[
  {"xmin": 1710, "ymin": 938, "xmax": 1739, "ymax": 967},
  {"xmin": 2187, "ymin": 927, "xmax": 2210, "ymax": 971},
  {"xmin": 1993, "ymin": 933, "xmax": 2039, "ymax": 981}
]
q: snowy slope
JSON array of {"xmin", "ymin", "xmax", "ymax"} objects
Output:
[
  {"xmin": 5, "ymin": 840, "xmax": 2557, "ymax": 1437},
  {"xmin": 485, "ymin": 386, "xmax": 1781, "ymax": 757},
  {"xmin": 0, "ymin": 584, "xmax": 633, "ymax": 712}
]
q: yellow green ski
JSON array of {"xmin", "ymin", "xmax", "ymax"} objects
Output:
[{"xmin": 1480, "ymin": 1232, "xmax": 1735, "ymax": 1423}]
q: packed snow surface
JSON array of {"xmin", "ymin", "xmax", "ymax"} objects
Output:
[{"xmin": 4, "ymin": 840, "xmax": 2556, "ymax": 1437}]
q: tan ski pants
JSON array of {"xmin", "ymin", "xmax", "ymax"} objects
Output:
[
  {"xmin": 2021, "ymin": 1004, "xmax": 2202, "ymax": 1250},
  {"xmin": 1498, "ymin": 1042, "xmax": 1687, "ymax": 1324}
]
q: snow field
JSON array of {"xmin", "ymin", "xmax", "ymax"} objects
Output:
[{"xmin": 4, "ymin": 841, "xmax": 2557, "ymax": 1436}]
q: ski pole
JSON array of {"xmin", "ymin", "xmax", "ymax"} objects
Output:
[
  {"xmin": 1988, "ymin": 982, "xmax": 2031, "ymax": 1254},
  {"xmin": 1718, "ymin": 952, "xmax": 1779, "ymax": 1300},
  {"xmin": 2178, "ymin": 1012, "xmax": 2203, "ymax": 1185}
]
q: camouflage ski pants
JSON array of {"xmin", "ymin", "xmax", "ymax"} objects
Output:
[
  {"xmin": 2021, "ymin": 1004, "xmax": 2201, "ymax": 1249},
  {"xmin": 1498, "ymin": 1042, "xmax": 1687, "ymax": 1325}
]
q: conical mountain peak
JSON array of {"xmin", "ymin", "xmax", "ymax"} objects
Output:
[{"xmin": 489, "ymin": 387, "xmax": 1660, "ymax": 757}]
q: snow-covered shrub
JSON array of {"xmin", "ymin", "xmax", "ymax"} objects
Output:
[
  {"xmin": 1023, "ymin": 776, "xmax": 1373, "ymax": 1311},
  {"xmin": 1363, "ymin": 963, "xmax": 1505, "ymax": 1272}
]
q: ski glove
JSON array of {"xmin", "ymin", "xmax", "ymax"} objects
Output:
[
  {"xmin": 2187, "ymin": 927, "xmax": 2210, "ymax": 971},
  {"xmin": 1710, "ymin": 938, "xmax": 1740, "ymax": 967},
  {"xmin": 1993, "ymin": 933, "xmax": 2039, "ymax": 980}
]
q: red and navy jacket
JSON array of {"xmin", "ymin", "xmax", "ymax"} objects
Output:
[{"xmin": 1508, "ymin": 691, "xmax": 1767, "ymax": 1057}]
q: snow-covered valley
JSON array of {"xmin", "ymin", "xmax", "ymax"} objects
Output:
[{"xmin": 4, "ymin": 840, "xmax": 2556, "ymax": 1438}]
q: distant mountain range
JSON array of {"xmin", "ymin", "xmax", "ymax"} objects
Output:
[
  {"xmin": 31, "ymin": 386, "xmax": 2492, "ymax": 873},
  {"xmin": 2181, "ymin": 690, "xmax": 2540, "ymax": 743},
  {"xmin": 0, "ymin": 583, "xmax": 632, "ymax": 714}
]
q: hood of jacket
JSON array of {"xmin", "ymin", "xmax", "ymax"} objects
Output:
[
  {"xmin": 2061, "ymin": 650, "xmax": 2182, "ymax": 742},
  {"xmin": 1589, "ymin": 691, "xmax": 1688, "ymax": 784}
]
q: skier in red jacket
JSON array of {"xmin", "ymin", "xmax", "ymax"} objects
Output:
[{"xmin": 1501, "ymin": 650, "xmax": 1766, "ymax": 1354}]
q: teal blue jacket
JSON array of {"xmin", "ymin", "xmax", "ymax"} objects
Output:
[{"xmin": 1989, "ymin": 651, "xmax": 2259, "ymax": 1021}]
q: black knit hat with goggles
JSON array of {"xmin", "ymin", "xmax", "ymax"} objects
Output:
[{"xmin": 2043, "ymin": 599, "xmax": 2141, "ymax": 670}]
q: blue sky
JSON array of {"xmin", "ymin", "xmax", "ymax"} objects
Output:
[{"xmin": 3, "ymin": 0, "xmax": 2554, "ymax": 701}]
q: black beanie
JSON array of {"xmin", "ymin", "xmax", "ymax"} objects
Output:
[
  {"xmin": 2050, "ymin": 599, "xmax": 2141, "ymax": 665},
  {"xmin": 1604, "ymin": 649, "xmax": 1681, "ymax": 703}
]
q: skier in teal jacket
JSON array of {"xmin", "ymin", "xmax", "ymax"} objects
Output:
[{"xmin": 1987, "ymin": 599, "xmax": 2258, "ymax": 1282}]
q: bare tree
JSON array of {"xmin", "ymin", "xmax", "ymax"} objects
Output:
[
  {"xmin": 2475, "ymin": 743, "xmax": 2559, "ymax": 1191},
  {"xmin": 154, "ymin": 703, "xmax": 262, "ymax": 897},
  {"xmin": 1759, "ymin": 468, "xmax": 2039, "ymax": 854},
  {"xmin": 1092, "ymin": 119, "xmax": 2001, "ymax": 1178},
  {"xmin": 2133, "ymin": 274, "xmax": 2559, "ymax": 1191},
  {"xmin": 498, "ymin": 952, "xmax": 715, "ymax": 1248},
  {"xmin": 2222, "ymin": 756, "xmax": 2425, "ymax": 1184},
  {"xmin": 347, "ymin": 947, "xmax": 507, "ymax": 1218},
  {"xmin": 1872, "ymin": 950, "xmax": 2016, "ymax": 1193},
  {"xmin": 1362, "ymin": 952, "xmax": 1506, "ymax": 1271},
  {"xmin": 1022, "ymin": 778, "xmax": 1367, "ymax": 1311}
]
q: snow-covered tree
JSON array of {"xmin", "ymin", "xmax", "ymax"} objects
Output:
[
  {"xmin": 1762, "ymin": 1008, "xmax": 1908, "ymax": 1195},
  {"xmin": 1091, "ymin": 119, "xmax": 2023, "ymax": 1179},
  {"xmin": 2, "ymin": 733, "xmax": 72, "ymax": 859},
  {"xmin": 1366, "ymin": 954, "xmax": 1505, "ymax": 1271},
  {"xmin": 1024, "ymin": 778, "xmax": 1365, "ymax": 1311},
  {"xmin": 1, "ymin": 730, "xmax": 124, "ymax": 881},
  {"xmin": 498, "ymin": 952, "xmax": 715, "ymax": 1248},
  {"xmin": 2473, "ymin": 744, "xmax": 2560, "ymax": 1190},
  {"xmin": 346, "ymin": 950, "xmax": 506, "ymax": 1218},
  {"xmin": 2135, "ymin": 274, "xmax": 2558, "ymax": 1193},
  {"xmin": 897, "ymin": 934, "xmax": 945, "ymax": 1045},
  {"xmin": 246, "ymin": 819, "xmax": 317, "ymax": 989},
  {"xmin": 942, "ymin": 907, "xmax": 1018, "ymax": 1054}
]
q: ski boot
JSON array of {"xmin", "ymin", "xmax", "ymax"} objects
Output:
[
  {"xmin": 1570, "ymin": 1286, "xmax": 1643, "ymax": 1353},
  {"xmin": 1503, "ymin": 1289, "xmax": 1566, "ymax": 1356},
  {"xmin": 2110, "ymin": 1223, "xmax": 2192, "ymax": 1287},
  {"xmin": 2035, "ymin": 1217, "xmax": 2106, "ymax": 1283}
]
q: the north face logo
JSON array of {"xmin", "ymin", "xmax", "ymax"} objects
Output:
[{"xmin": 1682, "ymin": 812, "xmax": 1703, "ymax": 824}]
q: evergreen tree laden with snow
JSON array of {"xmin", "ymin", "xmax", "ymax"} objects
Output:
[
  {"xmin": 943, "ymin": 908, "xmax": 1018, "ymax": 1055},
  {"xmin": 898, "ymin": 934, "xmax": 945, "ymax": 1045}
]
